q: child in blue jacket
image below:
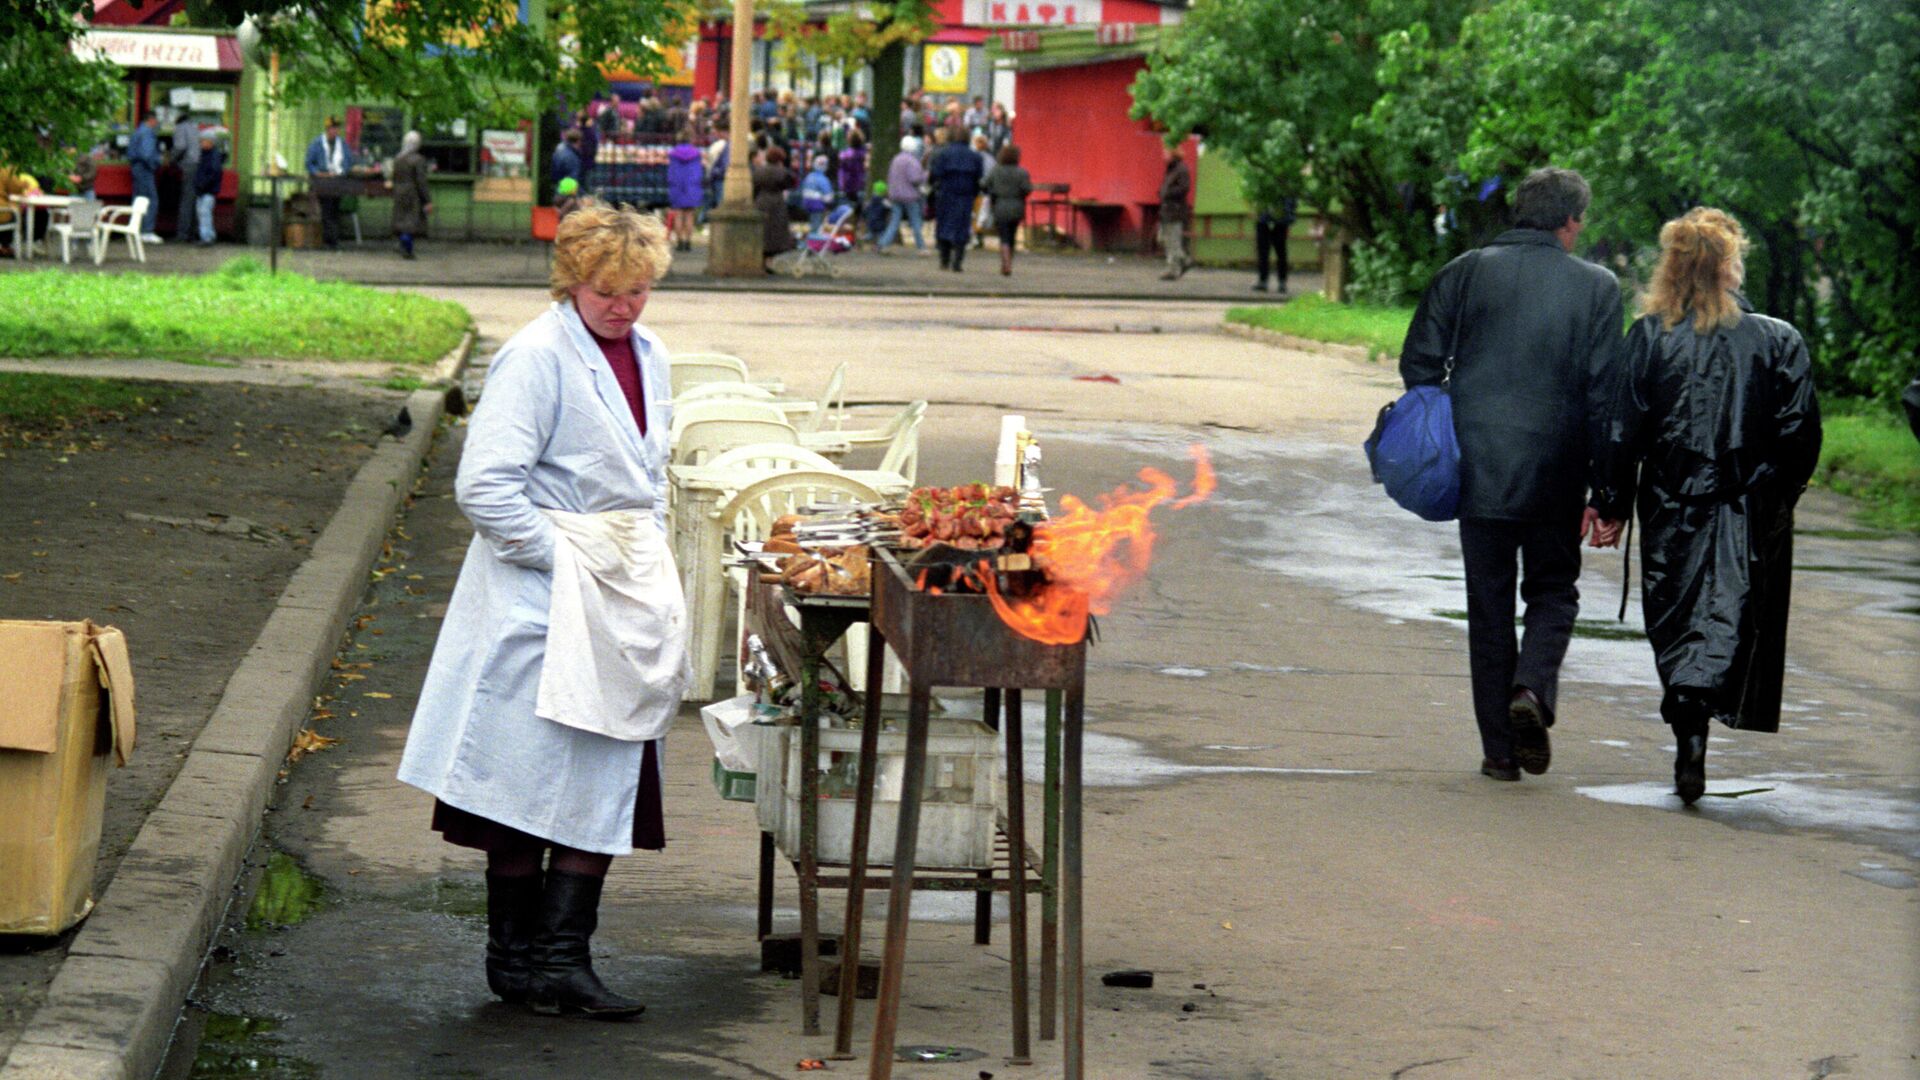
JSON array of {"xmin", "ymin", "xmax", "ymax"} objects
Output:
[{"xmin": 800, "ymin": 155, "xmax": 835, "ymax": 232}]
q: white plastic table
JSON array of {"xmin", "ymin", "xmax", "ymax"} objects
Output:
[{"xmin": 10, "ymin": 194, "xmax": 76, "ymax": 261}]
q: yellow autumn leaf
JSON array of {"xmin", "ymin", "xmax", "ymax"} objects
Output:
[{"xmin": 363, "ymin": 691, "xmax": 393, "ymax": 699}]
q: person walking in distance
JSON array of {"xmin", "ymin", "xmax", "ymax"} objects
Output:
[
  {"xmin": 1253, "ymin": 197, "xmax": 1296, "ymax": 294},
  {"xmin": 1157, "ymin": 142, "xmax": 1193, "ymax": 280},
  {"xmin": 304, "ymin": 117, "xmax": 355, "ymax": 250},
  {"xmin": 1596, "ymin": 208, "xmax": 1822, "ymax": 805},
  {"xmin": 389, "ymin": 131, "xmax": 432, "ymax": 260},
  {"xmin": 981, "ymin": 143, "xmax": 1033, "ymax": 277},
  {"xmin": 127, "ymin": 113, "xmax": 163, "ymax": 243},
  {"xmin": 1397, "ymin": 166, "xmax": 1628, "ymax": 782},
  {"xmin": 171, "ymin": 111, "xmax": 200, "ymax": 243}
]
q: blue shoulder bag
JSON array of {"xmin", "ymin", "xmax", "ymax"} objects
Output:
[{"xmin": 1364, "ymin": 251, "xmax": 1480, "ymax": 522}]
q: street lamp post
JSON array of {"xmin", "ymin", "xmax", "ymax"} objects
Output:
[{"xmin": 705, "ymin": 0, "xmax": 765, "ymax": 276}]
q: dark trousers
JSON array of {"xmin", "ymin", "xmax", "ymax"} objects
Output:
[
  {"xmin": 1255, "ymin": 215, "xmax": 1290, "ymax": 288},
  {"xmin": 1459, "ymin": 516, "xmax": 1582, "ymax": 760},
  {"xmin": 317, "ymin": 195, "xmax": 343, "ymax": 247}
]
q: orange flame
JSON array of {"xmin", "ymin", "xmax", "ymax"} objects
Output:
[{"xmin": 987, "ymin": 445, "xmax": 1215, "ymax": 644}]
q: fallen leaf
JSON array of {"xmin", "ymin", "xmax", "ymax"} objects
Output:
[
  {"xmin": 302, "ymin": 795, "xmax": 316, "ymax": 810},
  {"xmin": 2, "ymin": 573, "xmax": 20, "ymax": 584},
  {"xmin": 1221, "ymin": 921, "xmax": 1234, "ymax": 930},
  {"xmin": 336, "ymin": 672, "xmax": 366, "ymax": 682},
  {"xmin": 1073, "ymin": 373, "xmax": 1122, "ymax": 384},
  {"xmin": 287, "ymin": 729, "xmax": 341, "ymax": 762},
  {"xmin": 797, "ymin": 1061, "xmax": 827, "ymax": 1072},
  {"xmin": 363, "ymin": 691, "xmax": 393, "ymax": 699}
]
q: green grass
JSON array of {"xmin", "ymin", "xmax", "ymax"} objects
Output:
[
  {"xmin": 0, "ymin": 371, "xmax": 179, "ymax": 439},
  {"xmin": 0, "ymin": 257, "xmax": 469, "ymax": 365},
  {"xmin": 1812, "ymin": 406, "xmax": 1920, "ymax": 531},
  {"xmin": 1225, "ymin": 293, "xmax": 1414, "ymax": 361}
]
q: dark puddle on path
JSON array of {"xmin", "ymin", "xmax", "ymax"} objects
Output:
[
  {"xmin": 1430, "ymin": 609, "xmax": 1648, "ymax": 641},
  {"xmin": 188, "ymin": 1013, "xmax": 317, "ymax": 1079},
  {"xmin": 246, "ymin": 853, "xmax": 325, "ymax": 931}
]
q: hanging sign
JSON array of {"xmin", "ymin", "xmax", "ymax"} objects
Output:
[
  {"xmin": 922, "ymin": 45, "xmax": 969, "ymax": 93},
  {"xmin": 75, "ymin": 30, "xmax": 222, "ymax": 71},
  {"xmin": 963, "ymin": 0, "xmax": 1102, "ymax": 26}
]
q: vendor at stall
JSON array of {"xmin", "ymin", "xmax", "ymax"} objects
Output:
[
  {"xmin": 397, "ymin": 202, "xmax": 685, "ymax": 1021},
  {"xmin": 305, "ymin": 116, "xmax": 355, "ymax": 250}
]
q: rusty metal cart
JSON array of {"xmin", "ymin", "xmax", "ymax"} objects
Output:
[
  {"xmin": 833, "ymin": 549, "xmax": 1089, "ymax": 1079},
  {"xmin": 745, "ymin": 581, "xmax": 1049, "ymax": 1044}
]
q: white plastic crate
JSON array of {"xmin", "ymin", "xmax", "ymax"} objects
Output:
[{"xmin": 754, "ymin": 717, "xmax": 1002, "ymax": 870}]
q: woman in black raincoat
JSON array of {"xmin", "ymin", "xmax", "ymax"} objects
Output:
[{"xmin": 1597, "ymin": 208, "xmax": 1822, "ymax": 805}]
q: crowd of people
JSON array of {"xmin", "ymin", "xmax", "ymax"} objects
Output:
[{"xmin": 550, "ymin": 88, "xmax": 1035, "ymax": 274}]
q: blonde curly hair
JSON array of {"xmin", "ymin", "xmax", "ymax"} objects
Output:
[
  {"xmin": 549, "ymin": 202, "xmax": 673, "ymax": 300},
  {"xmin": 1642, "ymin": 207, "xmax": 1748, "ymax": 333}
]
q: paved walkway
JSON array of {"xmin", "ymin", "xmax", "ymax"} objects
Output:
[{"xmin": 0, "ymin": 233, "xmax": 1320, "ymax": 302}]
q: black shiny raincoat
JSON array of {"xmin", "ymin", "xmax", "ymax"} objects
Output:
[{"xmin": 1597, "ymin": 303, "xmax": 1823, "ymax": 731}]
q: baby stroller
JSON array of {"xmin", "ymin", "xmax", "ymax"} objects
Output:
[{"xmin": 776, "ymin": 203, "xmax": 856, "ymax": 277}]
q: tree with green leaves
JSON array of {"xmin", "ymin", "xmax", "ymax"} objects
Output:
[
  {"xmin": 759, "ymin": 0, "xmax": 937, "ymax": 177},
  {"xmin": 198, "ymin": 0, "xmax": 701, "ymax": 129},
  {"xmin": 1369, "ymin": 0, "xmax": 1918, "ymax": 401},
  {"xmin": 1, "ymin": 2, "xmax": 127, "ymax": 181},
  {"xmin": 1129, "ymin": 0, "xmax": 1478, "ymax": 297}
]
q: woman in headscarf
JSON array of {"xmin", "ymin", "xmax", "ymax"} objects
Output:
[
  {"xmin": 1595, "ymin": 207, "xmax": 1823, "ymax": 805},
  {"xmin": 389, "ymin": 131, "xmax": 431, "ymax": 260},
  {"xmin": 398, "ymin": 204, "xmax": 686, "ymax": 1018},
  {"xmin": 752, "ymin": 145, "xmax": 797, "ymax": 270}
]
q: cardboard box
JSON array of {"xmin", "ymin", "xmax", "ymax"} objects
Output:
[{"xmin": 0, "ymin": 620, "xmax": 135, "ymax": 935}]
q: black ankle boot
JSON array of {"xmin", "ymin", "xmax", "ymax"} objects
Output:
[
  {"xmin": 1673, "ymin": 723, "xmax": 1708, "ymax": 806},
  {"xmin": 485, "ymin": 871, "xmax": 543, "ymax": 1003},
  {"xmin": 527, "ymin": 870, "xmax": 645, "ymax": 1019}
]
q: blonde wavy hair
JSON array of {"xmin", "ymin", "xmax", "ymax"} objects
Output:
[
  {"xmin": 1642, "ymin": 207, "xmax": 1748, "ymax": 333},
  {"xmin": 549, "ymin": 202, "xmax": 672, "ymax": 300}
]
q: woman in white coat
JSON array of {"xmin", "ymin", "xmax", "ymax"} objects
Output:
[{"xmin": 398, "ymin": 203, "xmax": 687, "ymax": 1019}]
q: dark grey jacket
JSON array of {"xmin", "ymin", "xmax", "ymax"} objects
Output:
[{"xmin": 1400, "ymin": 229, "xmax": 1625, "ymax": 521}]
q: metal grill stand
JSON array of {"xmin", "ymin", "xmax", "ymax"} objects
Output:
[{"xmin": 844, "ymin": 550, "xmax": 1090, "ymax": 1078}]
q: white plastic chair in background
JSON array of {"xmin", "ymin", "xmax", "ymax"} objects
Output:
[
  {"xmin": 796, "ymin": 361, "xmax": 847, "ymax": 434},
  {"xmin": 825, "ymin": 400, "xmax": 927, "ymax": 484},
  {"xmin": 49, "ymin": 201, "xmax": 100, "ymax": 264},
  {"xmin": 687, "ymin": 470, "xmax": 882, "ymax": 699},
  {"xmin": 671, "ymin": 415, "xmax": 798, "ymax": 467},
  {"xmin": 705, "ymin": 443, "xmax": 838, "ymax": 473},
  {"xmin": 94, "ymin": 197, "xmax": 149, "ymax": 264},
  {"xmin": 670, "ymin": 399, "xmax": 795, "ymax": 443},
  {"xmin": 676, "ymin": 381, "xmax": 777, "ymax": 405},
  {"xmin": 670, "ymin": 355, "xmax": 751, "ymax": 396}
]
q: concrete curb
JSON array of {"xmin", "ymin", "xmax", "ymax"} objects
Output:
[
  {"xmin": 0, "ymin": 386, "xmax": 451, "ymax": 1080},
  {"xmin": 427, "ymin": 328, "xmax": 476, "ymax": 385},
  {"xmin": 1218, "ymin": 319, "xmax": 1380, "ymax": 364}
]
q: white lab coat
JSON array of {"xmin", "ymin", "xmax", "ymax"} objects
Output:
[{"xmin": 397, "ymin": 301, "xmax": 675, "ymax": 855}]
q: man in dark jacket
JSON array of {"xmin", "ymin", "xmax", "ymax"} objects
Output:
[
  {"xmin": 1398, "ymin": 166, "xmax": 1626, "ymax": 782},
  {"xmin": 1157, "ymin": 143, "xmax": 1193, "ymax": 280},
  {"xmin": 551, "ymin": 129, "xmax": 586, "ymax": 196}
]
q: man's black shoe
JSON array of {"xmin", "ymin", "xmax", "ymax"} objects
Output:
[
  {"xmin": 1480, "ymin": 758, "xmax": 1520, "ymax": 782},
  {"xmin": 1673, "ymin": 727, "xmax": 1708, "ymax": 806},
  {"xmin": 1252, "ymin": 281, "xmax": 1269, "ymax": 292},
  {"xmin": 1509, "ymin": 687, "xmax": 1552, "ymax": 775}
]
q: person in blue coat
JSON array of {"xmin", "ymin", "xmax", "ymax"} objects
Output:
[
  {"xmin": 397, "ymin": 204, "xmax": 682, "ymax": 1020},
  {"xmin": 126, "ymin": 113, "xmax": 162, "ymax": 241},
  {"xmin": 927, "ymin": 125, "xmax": 984, "ymax": 272},
  {"xmin": 304, "ymin": 116, "xmax": 355, "ymax": 249},
  {"xmin": 551, "ymin": 128, "xmax": 585, "ymax": 195}
]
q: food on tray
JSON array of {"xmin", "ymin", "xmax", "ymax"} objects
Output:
[
  {"xmin": 760, "ymin": 517, "xmax": 873, "ymax": 595},
  {"xmin": 894, "ymin": 484, "xmax": 1021, "ymax": 550}
]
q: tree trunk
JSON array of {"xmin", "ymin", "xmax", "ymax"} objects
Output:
[{"xmin": 869, "ymin": 40, "xmax": 905, "ymax": 190}]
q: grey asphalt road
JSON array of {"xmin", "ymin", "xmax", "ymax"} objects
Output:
[{"xmin": 161, "ymin": 289, "xmax": 1919, "ymax": 1079}]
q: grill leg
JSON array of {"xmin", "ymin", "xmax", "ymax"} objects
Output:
[
  {"xmin": 799, "ymin": 654, "xmax": 823, "ymax": 1036},
  {"xmin": 1004, "ymin": 688, "xmax": 1032, "ymax": 1065},
  {"xmin": 1062, "ymin": 685, "xmax": 1085, "ymax": 1079},
  {"xmin": 866, "ymin": 683, "xmax": 932, "ymax": 1079},
  {"xmin": 832, "ymin": 628, "xmax": 889, "ymax": 1059},
  {"xmin": 1039, "ymin": 687, "xmax": 1062, "ymax": 1041},
  {"xmin": 758, "ymin": 830, "xmax": 775, "ymax": 941}
]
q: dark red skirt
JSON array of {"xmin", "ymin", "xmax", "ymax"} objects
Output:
[{"xmin": 431, "ymin": 739, "xmax": 665, "ymax": 852}]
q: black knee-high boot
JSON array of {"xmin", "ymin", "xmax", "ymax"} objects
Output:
[
  {"xmin": 1664, "ymin": 689, "xmax": 1711, "ymax": 806},
  {"xmin": 527, "ymin": 870, "xmax": 645, "ymax": 1019},
  {"xmin": 485, "ymin": 871, "xmax": 543, "ymax": 1002}
]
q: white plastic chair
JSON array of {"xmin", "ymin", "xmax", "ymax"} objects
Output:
[
  {"xmin": 796, "ymin": 361, "xmax": 847, "ymax": 435},
  {"xmin": 676, "ymin": 381, "xmax": 776, "ymax": 405},
  {"xmin": 826, "ymin": 400, "xmax": 927, "ymax": 483},
  {"xmin": 670, "ymin": 355, "xmax": 750, "ymax": 396},
  {"xmin": 686, "ymin": 470, "xmax": 882, "ymax": 699},
  {"xmin": 50, "ymin": 201, "xmax": 100, "ymax": 264},
  {"xmin": 95, "ymin": 197, "xmax": 148, "ymax": 264},
  {"xmin": 706, "ymin": 443, "xmax": 838, "ymax": 472},
  {"xmin": 670, "ymin": 399, "xmax": 794, "ymax": 443},
  {"xmin": 671, "ymin": 415, "xmax": 798, "ymax": 467}
]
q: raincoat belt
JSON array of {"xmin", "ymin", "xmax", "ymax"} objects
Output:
[{"xmin": 534, "ymin": 508, "xmax": 690, "ymax": 742}]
